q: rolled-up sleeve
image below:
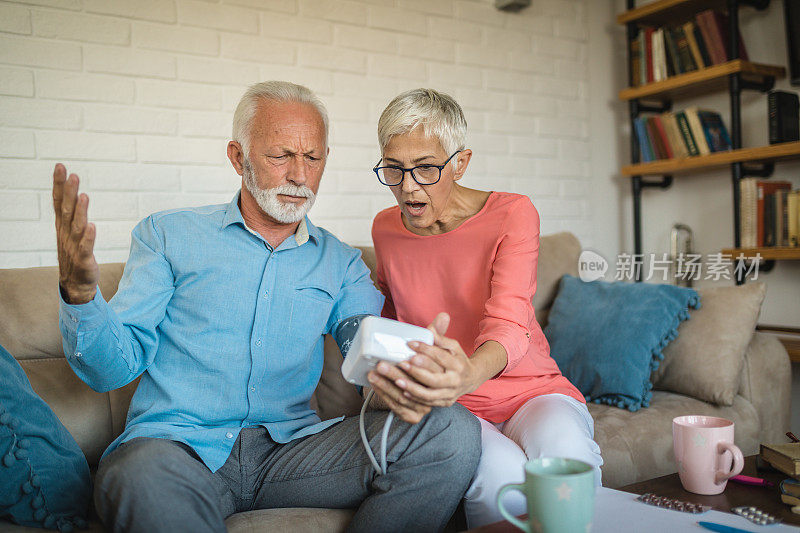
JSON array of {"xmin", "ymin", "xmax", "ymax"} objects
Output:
[
  {"xmin": 59, "ymin": 215, "xmax": 175, "ymax": 392},
  {"xmin": 473, "ymin": 200, "xmax": 539, "ymax": 375}
]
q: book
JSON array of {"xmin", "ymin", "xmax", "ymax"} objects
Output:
[
  {"xmin": 683, "ymin": 21, "xmax": 706, "ymax": 69},
  {"xmin": 639, "ymin": 29, "xmax": 648, "ymax": 86},
  {"xmin": 761, "ymin": 442, "xmax": 800, "ymax": 478},
  {"xmin": 645, "ymin": 27, "xmax": 655, "ymax": 83},
  {"xmin": 692, "ymin": 22, "xmax": 713, "ymax": 67},
  {"xmin": 782, "ymin": 478, "xmax": 800, "ymax": 499},
  {"xmin": 652, "ymin": 28, "xmax": 668, "ymax": 81},
  {"xmin": 674, "ymin": 26, "xmax": 697, "ymax": 73},
  {"xmin": 631, "ymin": 31, "xmax": 641, "ymax": 86},
  {"xmin": 765, "ymin": 192, "xmax": 776, "ymax": 246},
  {"xmin": 651, "ymin": 115, "xmax": 674, "ymax": 159},
  {"xmin": 783, "ymin": 493, "xmax": 800, "ymax": 507},
  {"xmin": 662, "ymin": 112, "xmax": 690, "ymax": 159},
  {"xmin": 634, "ymin": 118, "xmax": 654, "ymax": 162},
  {"xmin": 711, "ymin": 9, "xmax": 749, "ymax": 61},
  {"xmin": 663, "ymin": 27, "xmax": 681, "ymax": 76},
  {"xmin": 675, "ymin": 111, "xmax": 700, "ymax": 156},
  {"xmin": 789, "ymin": 191, "xmax": 800, "ymax": 247},
  {"xmin": 740, "ymin": 178, "xmax": 759, "ymax": 248},
  {"xmin": 658, "ymin": 28, "xmax": 670, "ymax": 80},
  {"xmin": 768, "ymin": 90, "xmax": 800, "ymax": 144},
  {"xmin": 778, "ymin": 189, "xmax": 789, "ymax": 246},
  {"xmin": 685, "ymin": 107, "xmax": 711, "ymax": 154},
  {"xmin": 696, "ymin": 10, "xmax": 726, "ymax": 65},
  {"xmin": 697, "ymin": 110, "xmax": 732, "ymax": 152},
  {"xmin": 645, "ymin": 117, "xmax": 667, "ymax": 159},
  {"xmin": 696, "ymin": 10, "xmax": 750, "ymax": 64},
  {"xmin": 757, "ymin": 181, "xmax": 792, "ymax": 247}
]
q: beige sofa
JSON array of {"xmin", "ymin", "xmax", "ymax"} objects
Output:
[{"xmin": 0, "ymin": 231, "xmax": 790, "ymax": 532}]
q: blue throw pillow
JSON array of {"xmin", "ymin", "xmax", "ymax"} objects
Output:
[
  {"xmin": 544, "ymin": 275, "xmax": 700, "ymax": 412},
  {"xmin": 0, "ymin": 344, "xmax": 90, "ymax": 531}
]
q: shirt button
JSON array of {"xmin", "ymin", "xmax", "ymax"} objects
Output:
[
  {"xmin": 74, "ymin": 352, "xmax": 82, "ymax": 358},
  {"xmin": 250, "ymin": 386, "xmax": 256, "ymax": 392},
  {"xmin": 71, "ymin": 316, "xmax": 78, "ymax": 323},
  {"xmin": 263, "ymin": 291, "xmax": 269, "ymax": 298},
  {"xmin": 225, "ymin": 432, "xmax": 233, "ymax": 439},
  {"xmin": 255, "ymin": 339, "xmax": 262, "ymax": 346}
]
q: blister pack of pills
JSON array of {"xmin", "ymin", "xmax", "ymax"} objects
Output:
[
  {"xmin": 732, "ymin": 506, "xmax": 781, "ymax": 525},
  {"xmin": 636, "ymin": 493, "xmax": 710, "ymax": 513}
]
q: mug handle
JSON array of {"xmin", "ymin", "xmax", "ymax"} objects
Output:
[
  {"xmin": 715, "ymin": 441, "xmax": 744, "ymax": 484},
  {"xmin": 496, "ymin": 483, "xmax": 530, "ymax": 533}
]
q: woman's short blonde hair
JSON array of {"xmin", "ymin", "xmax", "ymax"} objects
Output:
[{"xmin": 377, "ymin": 88, "xmax": 467, "ymax": 163}]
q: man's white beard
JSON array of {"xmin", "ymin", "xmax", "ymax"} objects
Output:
[{"xmin": 242, "ymin": 158, "xmax": 316, "ymax": 224}]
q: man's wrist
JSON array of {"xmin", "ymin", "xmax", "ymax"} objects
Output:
[{"xmin": 60, "ymin": 283, "xmax": 97, "ymax": 305}]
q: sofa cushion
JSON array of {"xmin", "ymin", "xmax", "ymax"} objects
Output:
[
  {"xmin": 312, "ymin": 336, "xmax": 363, "ymax": 421},
  {"xmin": 0, "ymin": 264, "xmax": 124, "ymax": 361},
  {"xmin": 652, "ymin": 282, "xmax": 766, "ymax": 406},
  {"xmin": 0, "ymin": 344, "xmax": 91, "ymax": 531},
  {"xmin": 532, "ymin": 232, "xmax": 581, "ymax": 329},
  {"xmin": 544, "ymin": 275, "xmax": 700, "ymax": 411},
  {"xmin": 590, "ymin": 390, "xmax": 760, "ymax": 488}
]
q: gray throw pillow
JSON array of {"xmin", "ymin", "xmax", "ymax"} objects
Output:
[{"xmin": 652, "ymin": 282, "xmax": 766, "ymax": 406}]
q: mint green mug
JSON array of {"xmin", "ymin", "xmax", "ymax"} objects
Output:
[{"xmin": 496, "ymin": 457, "xmax": 595, "ymax": 533}]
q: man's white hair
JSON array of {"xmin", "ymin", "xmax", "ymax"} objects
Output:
[
  {"xmin": 377, "ymin": 88, "xmax": 467, "ymax": 165},
  {"xmin": 232, "ymin": 81, "xmax": 329, "ymax": 158}
]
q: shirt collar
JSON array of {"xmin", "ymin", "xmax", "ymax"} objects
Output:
[{"xmin": 222, "ymin": 190, "xmax": 320, "ymax": 246}]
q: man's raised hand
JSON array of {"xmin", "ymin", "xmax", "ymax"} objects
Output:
[{"xmin": 53, "ymin": 164, "xmax": 98, "ymax": 304}]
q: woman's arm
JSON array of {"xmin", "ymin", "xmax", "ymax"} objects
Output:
[
  {"xmin": 374, "ymin": 313, "xmax": 505, "ymax": 407},
  {"xmin": 377, "ymin": 199, "xmax": 540, "ymax": 406}
]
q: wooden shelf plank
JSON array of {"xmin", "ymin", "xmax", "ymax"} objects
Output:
[
  {"xmin": 617, "ymin": 0, "xmax": 727, "ymax": 26},
  {"xmin": 619, "ymin": 60, "xmax": 785, "ymax": 102},
  {"xmin": 621, "ymin": 141, "xmax": 800, "ymax": 176},
  {"xmin": 721, "ymin": 247, "xmax": 800, "ymax": 260}
]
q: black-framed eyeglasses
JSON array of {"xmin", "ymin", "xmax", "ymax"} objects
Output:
[{"xmin": 373, "ymin": 150, "xmax": 461, "ymax": 186}]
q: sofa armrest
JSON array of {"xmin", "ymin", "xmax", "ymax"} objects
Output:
[{"xmin": 738, "ymin": 331, "xmax": 791, "ymax": 444}]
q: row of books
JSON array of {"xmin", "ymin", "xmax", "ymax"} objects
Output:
[
  {"xmin": 631, "ymin": 9, "xmax": 749, "ymax": 86},
  {"xmin": 634, "ymin": 107, "xmax": 732, "ymax": 162},
  {"xmin": 740, "ymin": 179, "xmax": 800, "ymax": 248}
]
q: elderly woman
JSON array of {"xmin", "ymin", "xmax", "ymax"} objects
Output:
[{"xmin": 366, "ymin": 89, "xmax": 603, "ymax": 527}]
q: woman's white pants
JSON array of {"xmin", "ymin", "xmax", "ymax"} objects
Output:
[{"xmin": 463, "ymin": 394, "xmax": 603, "ymax": 528}]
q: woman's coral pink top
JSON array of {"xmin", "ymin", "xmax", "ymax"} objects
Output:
[{"xmin": 371, "ymin": 191, "xmax": 584, "ymax": 423}]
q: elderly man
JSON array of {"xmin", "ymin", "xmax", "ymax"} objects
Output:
[{"xmin": 53, "ymin": 81, "xmax": 480, "ymax": 533}]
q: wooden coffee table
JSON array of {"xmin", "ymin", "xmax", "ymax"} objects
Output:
[
  {"xmin": 619, "ymin": 455, "xmax": 799, "ymax": 526},
  {"xmin": 463, "ymin": 455, "xmax": 798, "ymax": 532}
]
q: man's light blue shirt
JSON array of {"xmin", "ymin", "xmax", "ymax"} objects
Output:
[{"xmin": 59, "ymin": 191, "xmax": 383, "ymax": 472}]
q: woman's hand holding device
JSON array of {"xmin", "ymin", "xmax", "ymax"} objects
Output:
[{"xmin": 380, "ymin": 312, "xmax": 508, "ymax": 409}]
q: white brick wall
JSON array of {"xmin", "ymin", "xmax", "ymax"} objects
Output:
[{"xmin": 0, "ymin": 0, "xmax": 591, "ymax": 267}]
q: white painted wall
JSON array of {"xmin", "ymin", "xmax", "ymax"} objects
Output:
[{"xmin": 0, "ymin": 0, "xmax": 592, "ymax": 267}]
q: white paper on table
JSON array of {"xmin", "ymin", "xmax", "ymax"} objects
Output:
[{"xmin": 591, "ymin": 487, "xmax": 800, "ymax": 532}]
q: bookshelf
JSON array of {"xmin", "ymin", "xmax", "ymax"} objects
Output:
[
  {"xmin": 619, "ymin": 0, "xmax": 797, "ymax": 284},
  {"xmin": 622, "ymin": 141, "xmax": 800, "ymax": 176},
  {"xmin": 618, "ymin": 60, "xmax": 784, "ymax": 101},
  {"xmin": 721, "ymin": 247, "xmax": 800, "ymax": 260},
  {"xmin": 617, "ymin": 0, "xmax": 731, "ymax": 26}
]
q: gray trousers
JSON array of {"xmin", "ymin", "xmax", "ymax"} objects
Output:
[{"xmin": 94, "ymin": 405, "xmax": 481, "ymax": 533}]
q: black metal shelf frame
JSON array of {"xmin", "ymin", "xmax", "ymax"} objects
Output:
[{"xmin": 624, "ymin": 0, "xmax": 775, "ymax": 283}]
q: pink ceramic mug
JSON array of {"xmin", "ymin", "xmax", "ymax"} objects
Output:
[{"xmin": 673, "ymin": 415, "xmax": 744, "ymax": 495}]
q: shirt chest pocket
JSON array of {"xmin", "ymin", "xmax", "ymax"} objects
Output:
[{"xmin": 290, "ymin": 284, "xmax": 337, "ymax": 337}]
